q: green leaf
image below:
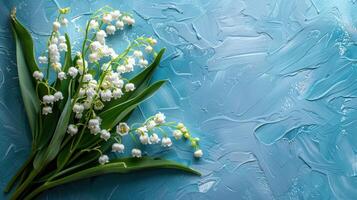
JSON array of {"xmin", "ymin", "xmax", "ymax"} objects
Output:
[
  {"xmin": 65, "ymin": 157, "xmax": 201, "ymax": 180},
  {"xmin": 10, "ymin": 17, "xmax": 40, "ymax": 76},
  {"xmin": 10, "ymin": 17, "xmax": 41, "ymax": 141},
  {"xmin": 3, "ymin": 152, "xmax": 35, "ymax": 193},
  {"xmin": 36, "ymin": 109, "xmax": 60, "ymax": 150},
  {"xmin": 63, "ymin": 34, "xmax": 72, "ymax": 72},
  {"xmin": 102, "ymin": 48, "xmax": 165, "ymax": 112},
  {"xmin": 51, "ymin": 149, "xmax": 102, "ymax": 181},
  {"xmin": 70, "ymin": 138, "xmax": 112, "ymax": 166},
  {"xmin": 99, "ymin": 80, "xmax": 166, "ymax": 129},
  {"xmin": 76, "ymin": 132, "xmax": 100, "ymax": 149},
  {"xmin": 33, "ymin": 81, "xmax": 73, "ymax": 169},
  {"xmin": 10, "ymin": 16, "xmax": 47, "ymax": 96},
  {"xmin": 56, "ymin": 141, "xmax": 72, "ymax": 171},
  {"xmin": 25, "ymin": 157, "xmax": 200, "ymax": 200}
]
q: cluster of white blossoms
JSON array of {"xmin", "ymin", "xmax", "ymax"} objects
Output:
[
  {"xmin": 32, "ymin": 8, "xmax": 70, "ymax": 115},
  {"xmin": 33, "ymin": 7, "xmax": 202, "ymax": 167},
  {"xmin": 98, "ymin": 112, "xmax": 203, "ymax": 165},
  {"xmin": 32, "ymin": 69, "xmax": 65, "ymax": 115}
]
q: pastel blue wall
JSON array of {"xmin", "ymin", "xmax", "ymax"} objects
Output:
[{"xmin": 1, "ymin": 0, "xmax": 357, "ymax": 199}]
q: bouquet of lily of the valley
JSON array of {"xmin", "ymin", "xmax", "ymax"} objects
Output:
[{"xmin": 5, "ymin": 6, "xmax": 203, "ymax": 200}]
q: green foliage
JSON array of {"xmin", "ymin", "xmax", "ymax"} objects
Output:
[
  {"xmin": 24, "ymin": 157, "xmax": 200, "ymax": 200},
  {"xmin": 33, "ymin": 82, "xmax": 72, "ymax": 169},
  {"xmin": 99, "ymin": 80, "xmax": 166, "ymax": 129},
  {"xmin": 10, "ymin": 16, "xmax": 40, "ymax": 143},
  {"xmin": 6, "ymin": 12, "xmax": 200, "ymax": 200}
]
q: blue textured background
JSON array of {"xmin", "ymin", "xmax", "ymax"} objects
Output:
[{"xmin": 1, "ymin": 0, "xmax": 357, "ymax": 199}]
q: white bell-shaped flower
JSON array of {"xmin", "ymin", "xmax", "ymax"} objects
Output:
[
  {"xmin": 131, "ymin": 148, "xmax": 142, "ymax": 158},
  {"xmin": 98, "ymin": 155, "xmax": 109, "ymax": 165},
  {"xmin": 161, "ymin": 137, "xmax": 172, "ymax": 147},
  {"xmin": 194, "ymin": 149, "xmax": 203, "ymax": 158},
  {"xmin": 112, "ymin": 143, "xmax": 124, "ymax": 153}
]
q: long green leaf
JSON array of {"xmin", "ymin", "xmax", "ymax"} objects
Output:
[
  {"xmin": 33, "ymin": 82, "xmax": 73, "ymax": 169},
  {"xmin": 10, "ymin": 17, "xmax": 40, "ymax": 141},
  {"xmin": 10, "ymin": 17, "xmax": 39, "ymax": 76},
  {"xmin": 25, "ymin": 157, "xmax": 200, "ymax": 200},
  {"xmin": 36, "ymin": 109, "xmax": 60, "ymax": 150},
  {"xmin": 99, "ymin": 80, "xmax": 166, "ymax": 129},
  {"xmin": 65, "ymin": 157, "xmax": 201, "ymax": 180},
  {"xmin": 102, "ymin": 48, "xmax": 165, "ymax": 112},
  {"xmin": 63, "ymin": 34, "xmax": 72, "ymax": 72},
  {"xmin": 56, "ymin": 141, "xmax": 72, "ymax": 171},
  {"xmin": 10, "ymin": 16, "xmax": 47, "ymax": 96}
]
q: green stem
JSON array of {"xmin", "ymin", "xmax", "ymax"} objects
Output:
[
  {"xmin": 24, "ymin": 162, "xmax": 126, "ymax": 200},
  {"xmin": 3, "ymin": 152, "xmax": 35, "ymax": 193},
  {"xmin": 10, "ymin": 167, "xmax": 42, "ymax": 200},
  {"xmin": 67, "ymin": 141, "xmax": 99, "ymax": 165}
]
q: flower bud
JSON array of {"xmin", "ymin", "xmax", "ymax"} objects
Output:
[
  {"xmin": 59, "ymin": 7, "xmax": 70, "ymax": 14},
  {"xmin": 194, "ymin": 149, "xmax": 203, "ymax": 158},
  {"xmin": 173, "ymin": 130, "xmax": 183, "ymax": 140},
  {"xmin": 53, "ymin": 21, "xmax": 61, "ymax": 32}
]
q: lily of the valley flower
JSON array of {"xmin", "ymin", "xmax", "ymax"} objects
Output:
[
  {"xmin": 58, "ymin": 71, "xmax": 66, "ymax": 80},
  {"xmin": 173, "ymin": 130, "xmax": 183, "ymax": 140},
  {"xmin": 33, "ymin": 71, "xmax": 44, "ymax": 80},
  {"xmin": 150, "ymin": 133, "xmax": 160, "ymax": 144},
  {"xmin": 53, "ymin": 21, "xmax": 61, "ymax": 31},
  {"xmin": 42, "ymin": 95, "xmax": 55, "ymax": 104},
  {"xmin": 122, "ymin": 16, "xmax": 135, "ymax": 25},
  {"xmin": 125, "ymin": 83, "xmax": 135, "ymax": 92},
  {"xmin": 154, "ymin": 112, "xmax": 166, "ymax": 124},
  {"xmin": 61, "ymin": 18, "xmax": 69, "ymax": 26},
  {"xmin": 68, "ymin": 66, "xmax": 78, "ymax": 78},
  {"xmin": 116, "ymin": 122, "xmax": 130, "ymax": 136},
  {"xmin": 73, "ymin": 103, "xmax": 84, "ymax": 114},
  {"xmin": 131, "ymin": 148, "xmax": 142, "ymax": 158},
  {"xmin": 146, "ymin": 120, "xmax": 156, "ymax": 130},
  {"xmin": 98, "ymin": 154, "xmax": 109, "ymax": 165},
  {"xmin": 67, "ymin": 124, "xmax": 78, "ymax": 136},
  {"xmin": 161, "ymin": 136, "xmax": 172, "ymax": 147},
  {"xmin": 42, "ymin": 106, "xmax": 52, "ymax": 115},
  {"xmin": 38, "ymin": 56, "xmax": 48, "ymax": 64},
  {"xmin": 145, "ymin": 45, "xmax": 153, "ymax": 53},
  {"xmin": 100, "ymin": 129, "xmax": 111, "ymax": 141},
  {"xmin": 139, "ymin": 133, "xmax": 150, "ymax": 145},
  {"xmin": 194, "ymin": 149, "xmax": 203, "ymax": 158},
  {"xmin": 112, "ymin": 143, "xmax": 124, "ymax": 153},
  {"xmin": 106, "ymin": 25, "xmax": 116, "ymax": 35},
  {"xmin": 136, "ymin": 126, "xmax": 148, "ymax": 135},
  {"xmin": 54, "ymin": 91, "xmax": 63, "ymax": 101},
  {"xmin": 89, "ymin": 19, "xmax": 99, "ymax": 30},
  {"xmin": 115, "ymin": 20, "xmax": 124, "ymax": 30}
]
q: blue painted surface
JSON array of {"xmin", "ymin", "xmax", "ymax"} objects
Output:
[{"xmin": 1, "ymin": 0, "xmax": 357, "ymax": 199}]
